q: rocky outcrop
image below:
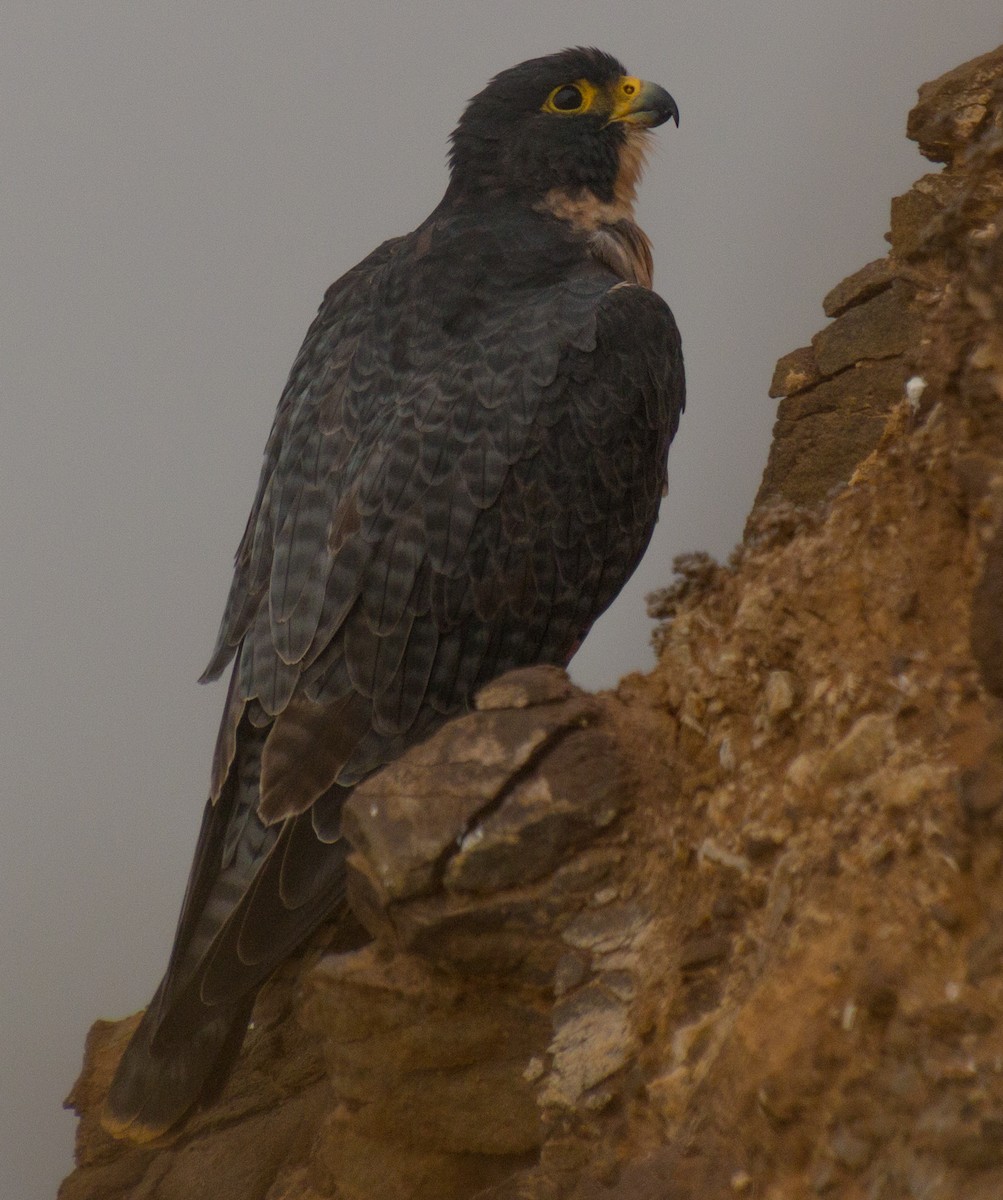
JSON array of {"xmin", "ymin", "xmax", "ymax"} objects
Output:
[
  {"xmin": 63, "ymin": 43, "xmax": 1003, "ymax": 1200},
  {"xmin": 756, "ymin": 44, "xmax": 1003, "ymax": 513}
]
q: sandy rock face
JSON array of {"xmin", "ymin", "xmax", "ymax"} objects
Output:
[{"xmin": 63, "ymin": 42, "xmax": 1003, "ymax": 1200}]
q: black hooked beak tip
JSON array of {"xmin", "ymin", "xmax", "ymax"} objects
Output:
[{"xmin": 645, "ymin": 83, "xmax": 680, "ymax": 129}]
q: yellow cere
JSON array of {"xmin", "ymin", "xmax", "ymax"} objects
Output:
[{"xmin": 607, "ymin": 77, "xmax": 646, "ymax": 123}]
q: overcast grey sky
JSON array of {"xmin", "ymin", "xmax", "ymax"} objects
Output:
[{"xmin": 4, "ymin": 4, "xmax": 1001, "ymax": 1197}]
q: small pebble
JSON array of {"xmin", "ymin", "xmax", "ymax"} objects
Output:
[{"xmin": 763, "ymin": 670, "xmax": 797, "ymax": 718}]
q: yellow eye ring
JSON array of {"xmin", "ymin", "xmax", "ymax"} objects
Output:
[{"xmin": 542, "ymin": 79, "xmax": 596, "ymax": 116}]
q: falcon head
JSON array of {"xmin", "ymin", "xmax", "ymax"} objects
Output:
[{"xmin": 446, "ymin": 48, "xmax": 678, "ymax": 210}]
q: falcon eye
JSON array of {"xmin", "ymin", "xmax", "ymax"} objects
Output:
[
  {"xmin": 551, "ymin": 85, "xmax": 583, "ymax": 111},
  {"xmin": 542, "ymin": 81, "xmax": 595, "ymax": 115}
]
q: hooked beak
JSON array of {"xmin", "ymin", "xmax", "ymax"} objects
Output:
[{"xmin": 607, "ymin": 77, "xmax": 679, "ymax": 129}]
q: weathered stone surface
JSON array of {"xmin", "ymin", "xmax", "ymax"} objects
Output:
[
  {"xmin": 541, "ymin": 986, "xmax": 635, "ymax": 1107},
  {"xmin": 342, "ymin": 679, "xmax": 597, "ymax": 903},
  {"xmin": 756, "ymin": 407, "xmax": 887, "ymax": 507},
  {"xmin": 887, "ymin": 171, "xmax": 965, "ymax": 258},
  {"xmin": 907, "ymin": 43, "xmax": 1003, "ymax": 164},
  {"xmin": 811, "ymin": 280, "xmax": 919, "ymax": 376},
  {"xmin": 756, "ymin": 358, "xmax": 905, "ymax": 507},
  {"xmin": 758, "ymin": 262, "xmax": 920, "ymax": 509},
  {"xmin": 475, "ymin": 664, "xmax": 576, "ymax": 710},
  {"xmin": 443, "ymin": 729, "xmax": 624, "ymax": 894},
  {"xmin": 301, "ymin": 948, "xmax": 546, "ymax": 1157},
  {"xmin": 375, "ymin": 846, "xmax": 625, "ymax": 982},
  {"xmin": 769, "ymin": 345, "xmax": 820, "ymax": 398},
  {"xmin": 779, "ymin": 356, "xmax": 906, "ymax": 423},
  {"xmin": 822, "ymin": 256, "xmax": 897, "ymax": 318}
]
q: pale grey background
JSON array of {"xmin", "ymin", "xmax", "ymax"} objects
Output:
[{"xmin": 3, "ymin": 3, "xmax": 1001, "ymax": 1196}]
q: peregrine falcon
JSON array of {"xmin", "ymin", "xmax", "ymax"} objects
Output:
[{"xmin": 104, "ymin": 46, "xmax": 683, "ymax": 1141}]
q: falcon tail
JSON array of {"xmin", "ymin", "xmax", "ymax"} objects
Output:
[
  {"xmin": 99, "ymin": 752, "xmax": 357, "ymax": 1143},
  {"xmin": 101, "ymin": 988, "xmax": 255, "ymax": 1143}
]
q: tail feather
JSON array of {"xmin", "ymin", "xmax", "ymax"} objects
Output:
[{"xmin": 101, "ymin": 991, "xmax": 255, "ymax": 1143}]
